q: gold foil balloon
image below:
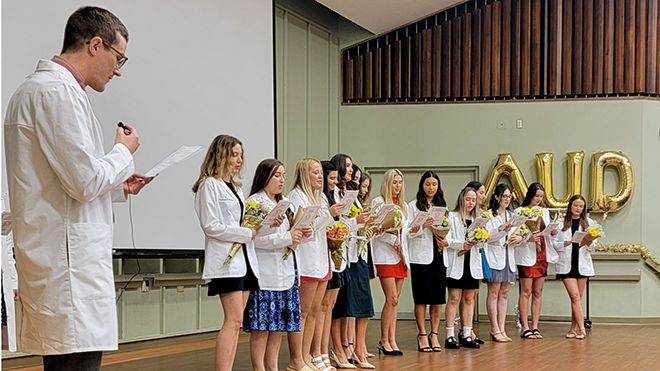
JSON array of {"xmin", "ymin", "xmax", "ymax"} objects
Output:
[
  {"xmin": 536, "ymin": 151, "xmax": 585, "ymax": 209},
  {"xmin": 589, "ymin": 151, "xmax": 634, "ymax": 218},
  {"xmin": 483, "ymin": 154, "xmax": 529, "ymax": 206}
]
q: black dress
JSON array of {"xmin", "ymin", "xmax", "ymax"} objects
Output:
[
  {"xmin": 410, "ymin": 236, "xmax": 447, "ymax": 304},
  {"xmin": 333, "ymin": 255, "xmax": 374, "ymax": 319},
  {"xmin": 207, "ymin": 181, "xmax": 259, "ymax": 295},
  {"xmin": 445, "ymin": 220, "xmax": 480, "ymax": 290},
  {"xmin": 556, "ymin": 219, "xmax": 586, "ymax": 280}
]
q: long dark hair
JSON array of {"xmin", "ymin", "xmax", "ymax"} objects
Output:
[
  {"xmin": 489, "ymin": 184, "xmax": 513, "ymax": 216},
  {"xmin": 249, "ymin": 159, "xmax": 284, "ymax": 202},
  {"xmin": 521, "ymin": 182, "xmax": 545, "ymax": 207},
  {"xmin": 415, "ymin": 171, "xmax": 446, "ymax": 211},
  {"xmin": 562, "ymin": 195, "xmax": 589, "ymax": 231},
  {"xmin": 466, "ymin": 181, "xmax": 483, "ymax": 190},
  {"xmin": 321, "ymin": 161, "xmax": 338, "ymax": 207},
  {"xmin": 330, "ymin": 153, "xmax": 352, "ymax": 196},
  {"xmin": 347, "ymin": 164, "xmax": 362, "ymax": 191},
  {"xmin": 358, "ymin": 172, "xmax": 371, "ymax": 206}
]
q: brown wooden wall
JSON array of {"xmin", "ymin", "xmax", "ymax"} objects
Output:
[{"xmin": 342, "ymin": 0, "xmax": 660, "ymax": 103}]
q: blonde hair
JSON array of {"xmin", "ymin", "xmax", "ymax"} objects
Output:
[
  {"xmin": 380, "ymin": 169, "xmax": 408, "ymax": 218},
  {"xmin": 453, "ymin": 187, "xmax": 478, "ymax": 227},
  {"xmin": 192, "ymin": 134, "xmax": 243, "ymax": 193},
  {"xmin": 290, "ymin": 158, "xmax": 322, "ymax": 206}
]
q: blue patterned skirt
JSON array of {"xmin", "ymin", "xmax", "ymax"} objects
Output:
[{"xmin": 243, "ymin": 258, "xmax": 301, "ymax": 332}]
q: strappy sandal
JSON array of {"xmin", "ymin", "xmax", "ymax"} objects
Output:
[
  {"xmin": 521, "ymin": 329, "xmax": 535, "ymax": 339},
  {"xmin": 532, "ymin": 329, "xmax": 543, "ymax": 339},
  {"xmin": 417, "ymin": 333, "xmax": 432, "ymax": 352},
  {"xmin": 428, "ymin": 331, "xmax": 442, "ymax": 352},
  {"xmin": 565, "ymin": 329, "xmax": 577, "ymax": 339},
  {"xmin": 575, "ymin": 328, "xmax": 586, "ymax": 340}
]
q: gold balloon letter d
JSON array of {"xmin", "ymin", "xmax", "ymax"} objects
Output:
[{"xmin": 590, "ymin": 151, "xmax": 635, "ymax": 217}]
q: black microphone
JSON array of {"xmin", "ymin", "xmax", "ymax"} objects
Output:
[{"xmin": 117, "ymin": 122, "xmax": 130, "ymax": 135}]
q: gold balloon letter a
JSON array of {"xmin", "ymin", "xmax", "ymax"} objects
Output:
[
  {"xmin": 535, "ymin": 152, "xmax": 585, "ymax": 209},
  {"xmin": 483, "ymin": 154, "xmax": 529, "ymax": 206},
  {"xmin": 590, "ymin": 151, "xmax": 635, "ymax": 217}
]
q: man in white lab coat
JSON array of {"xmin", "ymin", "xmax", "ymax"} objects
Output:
[{"xmin": 3, "ymin": 6, "xmax": 151, "ymax": 370}]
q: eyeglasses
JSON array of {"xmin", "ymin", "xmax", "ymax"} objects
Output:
[
  {"xmin": 501, "ymin": 195, "xmax": 513, "ymax": 199},
  {"xmin": 87, "ymin": 39, "xmax": 128, "ymax": 69}
]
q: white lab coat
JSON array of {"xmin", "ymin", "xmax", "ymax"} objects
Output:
[
  {"xmin": 551, "ymin": 218, "xmax": 596, "ymax": 276},
  {"xmin": 445, "ymin": 212, "xmax": 484, "ymax": 280},
  {"xmin": 370, "ymin": 197, "xmax": 410, "ymax": 267},
  {"xmin": 484, "ymin": 210, "xmax": 517, "ymax": 272},
  {"xmin": 195, "ymin": 177, "xmax": 259, "ymax": 281},
  {"xmin": 248, "ymin": 192, "xmax": 295, "ymax": 291},
  {"xmin": 2, "ymin": 194, "xmax": 18, "ymax": 352},
  {"xmin": 3, "ymin": 60, "xmax": 134, "ymax": 354},
  {"xmin": 513, "ymin": 207, "xmax": 558, "ymax": 266},
  {"xmin": 288, "ymin": 188, "xmax": 334, "ymax": 278},
  {"xmin": 406, "ymin": 201, "xmax": 448, "ymax": 266}
]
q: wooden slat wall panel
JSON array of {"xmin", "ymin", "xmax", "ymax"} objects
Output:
[
  {"xmin": 432, "ymin": 25, "xmax": 442, "ymax": 97},
  {"xmin": 374, "ymin": 48, "xmax": 382, "ymax": 98},
  {"xmin": 462, "ymin": 13, "xmax": 473, "ymax": 97},
  {"xmin": 634, "ymin": 0, "xmax": 646, "ymax": 92},
  {"xmin": 365, "ymin": 52, "xmax": 373, "ymax": 98},
  {"xmin": 522, "ymin": 0, "xmax": 532, "ymax": 95},
  {"xmin": 422, "ymin": 28, "xmax": 433, "ymax": 97},
  {"xmin": 583, "ymin": 0, "xmax": 594, "ymax": 94},
  {"xmin": 383, "ymin": 44, "xmax": 392, "ymax": 98},
  {"xmin": 452, "ymin": 17, "xmax": 462, "ymax": 97},
  {"xmin": 413, "ymin": 33, "xmax": 422, "ymax": 97},
  {"xmin": 594, "ymin": 0, "xmax": 605, "ymax": 93},
  {"xmin": 563, "ymin": 0, "xmax": 573, "ymax": 93},
  {"xmin": 603, "ymin": 0, "xmax": 615, "ymax": 93},
  {"xmin": 491, "ymin": 1, "xmax": 502, "ymax": 96},
  {"xmin": 501, "ymin": 0, "xmax": 512, "ymax": 95},
  {"xmin": 344, "ymin": 59, "xmax": 354, "ymax": 99},
  {"xmin": 393, "ymin": 40, "xmax": 402, "ymax": 98},
  {"xmin": 511, "ymin": 0, "xmax": 522, "ymax": 95},
  {"xmin": 614, "ymin": 0, "xmax": 625, "ymax": 91},
  {"xmin": 624, "ymin": 0, "xmax": 635, "ymax": 92},
  {"xmin": 472, "ymin": 9, "xmax": 482, "ymax": 97},
  {"xmin": 482, "ymin": 5, "xmax": 492, "ymax": 96},
  {"xmin": 354, "ymin": 55, "xmax": 363, "ymax": 98},
  {"xmin": 573, "ymin": 0, "xmax": 583, "ymax": 94},
  {"xmin": 657, "ymin": 0, "xmax": 660, "ymax": 93},
  {"xmin": 647, "ymin": 0, "xmax": 658, "ymax": 92},
  {"xmin": 531, "ymin": 0, "xmax": 542, "ymax": 95},
  {"xmin": 548, "ymin": 0, "xmax": 560, "ymax": 95},
  {"xmin": 442, "ymin": 21, "xmax": 452, "ymax": 96},
  {"xmin": 403, "ymin": 36, "xmax": 412, "ymax": 97}
]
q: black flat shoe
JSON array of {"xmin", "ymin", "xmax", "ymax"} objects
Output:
[
  {"xmin": 459, "ymin": 336, "xmax": 480, "ymax": 349},
  {"xmin": 376, "ymin": 341, "xmax": 398, "ymax": 356},
  {"xmin": 474, "ymin": 335, "xmax": 484, "ymax": 344},
  {"xmin": 444, "ymin": 336, "xmax": 460, "ymax": 349}
]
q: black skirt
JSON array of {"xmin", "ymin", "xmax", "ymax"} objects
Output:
[
  {"xmin": 327, "ymin": 270, "xmax": 351, "ymax": 290},
  {"xmin": 410, "ymin": 238, "xmax": 447, "ymax": 305},
  {"xmin": 207, "ymin": 245, "xmax": 260, "ymax": 295},
  {"xmin": 445, "ymin": 249, "xmax": 480, "ymax": 290},
  {"xmin": 366, "ymin": 242, "xmax": 376, "ymax": 280},
  {"xmin": 333, "ymin": 258, "xmax": 374, "ymax": 319}
]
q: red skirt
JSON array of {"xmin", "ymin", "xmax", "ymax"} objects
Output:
[
  {"xmin": 518, "ymin": 238, "xmax": 548, "ymax": 278},
  {"xmin": 301, "ymin": 265, "xmax": 332, "ymax": 284},
  {"xmin": 376, "ymin": 261, "xmax": 408, "ymax": 278}
]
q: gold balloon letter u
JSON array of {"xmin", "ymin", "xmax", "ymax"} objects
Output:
[{"xmin": 535, "ymin": 151, "xmax": 585, "ymax": 209}]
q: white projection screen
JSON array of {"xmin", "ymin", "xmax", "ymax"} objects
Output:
[{"xmin": 2, "ymin": 1, "xmax": 276, "ymax": 249}]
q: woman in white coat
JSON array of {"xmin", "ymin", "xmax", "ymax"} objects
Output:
[
  {"xmin": 372, "ymin": 169, "xmax": 409, "ymax": 356},
  {"xmin": 444, "ymin": 187, "xmax": 483, "ymax": 349},
  {"xmin": 193, "ymin": 135, "xmax": 279, "ymax": 371},
  {"xmin": 407, "ymin": 171, "xmax": 448, "ymax": 352},
  {"xmin": 514, "ymin": 182, "xmax": 558, "ymax": 340},
  {"xmin": 484, "ymin": 184, "xmax": 522, "ymax": 342},
  {"xmin": 243, "ymin": 159, "xmax": 312, "ymax": 371},
  {"xmin": 287, "ymin": 159, "xmax": 344, "ymax": 371},
  {"xmin": 552, "ymin": 195, "xmax": 596, "ymax": 340}
]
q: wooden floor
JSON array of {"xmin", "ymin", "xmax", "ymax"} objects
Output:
[{"xmin": 6, "ymin": 320, "xmax": 660, "ymax": 370}]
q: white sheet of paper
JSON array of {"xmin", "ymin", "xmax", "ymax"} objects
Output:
[
  {"xmin": 371, "ymin": 204, "xmax": 396, "ymax": 226},
  {"xmin": 339, "ymin": 190, "xmax": 359, "ymax": 215},
  {"xmin": 499, "ymin": 215, "xmax": 528, "ymax": 231},
  {"xmin": 145, "ymin": 145, "xmax": 203, "ymax": 177},
  {"xmin": 261, "ymin": 200, "xmax": 292, "ymax": 226},
  {"xmin": 292, "ymin": 206, "xmax": 322, "ymax": 229},
  {"xmin": 571, "ymin": 231, "xmax": 588, "ymax": 243},
  {"xmin": 408, "ymin": 211, "xmax": 429, "ymax": 230},
  {"xmin": 541, "ymin": 222, "xmax": 561, "ymax": 237},
  {"xmin": 466, "ymin": 217, "xmax": 489, "ymax": 233},
  {"xmin": 429, "ymin": 207, "xmax": 447, "ymax": 224}
]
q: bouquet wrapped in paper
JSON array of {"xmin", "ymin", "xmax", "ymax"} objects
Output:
[
  {"xmin": 581, "ymin": 222, "xmax": 605, "ymax": 247},
  {"xmin": 507, "ymin": 224, "xmax": 530, "ymax": 247},
  {"xmin": 327, "ymin": 221, "xmax": 350, "ymax": 270},
  {"xmin": 347, "ymin": 204, "xmax": 370, "ymax": 255},
  {"xmin": 480, "ymin": 209, "xmax": 493, "ymax": 220},
  {"xmin": 518, "ymin": 207, "xmax": 545, "ymax": 251},
  {"xmin": 458, "ymin": 227, "xmax": 490, "ymax": 256},
  {"xmin": 430, "ymin": 216, "xmax": 451, "ymax": 251},
  {"xmin": 224, "ymin": 199, "xmax": 269, "ymax": 265}
]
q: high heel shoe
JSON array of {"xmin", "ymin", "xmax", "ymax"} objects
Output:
[
  {"xmin": 428, "ymin": 331, "xmax": 442, "ymax": 352},
  {"xmin": 329, "ymin": 350, "xmax": 357, "ymax": 369},
  {"xmin": 341, "ymin": 344, "xmax": 353, "ymax": 364},
  {"xmin": 364, "ymin": 352, "xmax": 375, "ymax": 358},
  {"xmin": 312, "ymin": 356, "xmax": 332, "ymax": 371},
  {"xmin": 376, "ymin": 341, "xmax": 398, "ymax": 356},
  {"xmin": 351, "ymin": 350, "xmax": 375, "ymax": 369},
  {"xmin": 489, "ymin": 332, "xmax": 509, "ymax": 343},
  {"xmin": 321, "ymin": 354, "xmax": 336, "ymax": 371},
  {"xmin": 417, "ymin": 333, "xmax": 432, "ymax": 352}
]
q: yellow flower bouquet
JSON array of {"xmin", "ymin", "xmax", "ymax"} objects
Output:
[
  {"xmin": 581, "ymin": 222, "xmax": 605, "ymax": 247},
  {"xmin": 459, "ymin": 227, "xmax": 490, "ymax": 256},
  {"xmin": 224, "ymin": 199, "xmax": 269, "ymax": 265},
  {"xmin": 430, "ymin": 216, "xmax": 451, "ymax": 251},
  {"xmin": 518, "ymin": 206, "xmax": 545, "ymax": 251}
]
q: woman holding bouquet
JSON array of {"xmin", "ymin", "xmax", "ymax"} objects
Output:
[
  {"xmin": 552, "ymin": 195, "xmax": 597, "ymax": 340},
  {"xmin": 407, "ymin": 171, "xmax": 448, "ymax": 352},
  {"xmin": 243, "ymin": 159, "xmax": 313, "ymax": 371},
  {"xmin": 515, "ymin": 182, "xmax": 558, "ymax": 340},
  {"xmin": 287, "ymin": 159, "xmax": 345, "ymax": 371},
  {"xmin": 444, "ymin": 187, "xmax": 483, "ymax": 350},
  {"xmin": 372, "ymin": 169, "xmax": 409, "ymax": 356},
  {"xmin": 193, "ymin": 135, "xmax": 263, "ymax": 371},
  {"xmin": 485, "ymin": 184, "xmax": 522, "ymax": 342}
]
